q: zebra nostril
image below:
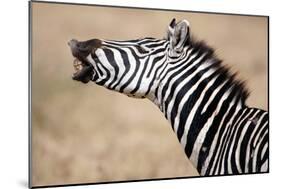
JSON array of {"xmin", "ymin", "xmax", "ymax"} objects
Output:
[{"xmin": 68, "ymin": 39, "xmax": 78, "ymax": 47}]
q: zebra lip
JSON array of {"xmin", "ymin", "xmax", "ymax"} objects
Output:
[{"xmin": 72, "ymin": 58, "xmax": 92, "ymax": 80}]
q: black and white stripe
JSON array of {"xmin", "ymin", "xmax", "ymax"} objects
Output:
[{"xmin": 69, "ymin": 18, "xmax": 269, "ymax": 176}]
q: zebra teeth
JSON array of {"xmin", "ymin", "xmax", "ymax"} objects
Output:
[
  {"xmin": 73, "ymin": 58, "xmax": 84, "ymax": 72},
  {"xmin": 78, "ymin": 64, "xmax": 83, "ymax": 71},
  {"xmin": 73, "ymin": 58, "xmax": 82, "ymax": 66}
]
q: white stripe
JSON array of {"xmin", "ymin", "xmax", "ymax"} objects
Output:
[
  {"xmin": 103, "ymin": 38, "xmax": 161, "ymax": 45},
  {"xmin": 188, "ymin": 75, "xmax": 219, "ymax": 166},
  {"xmin": 173, "ymin": 65, "xmax": 217, "ymax": 134},
  {"xmin": 234, "ymin": 110, "xmax": 260, "ymax": 173},
  {"xmin": 261, "ymin": 142, "xmax": 268, "ymax": 160},
  {"xmin": 161, "ymin": 51, "xmax": 199, "ymax": 112},
  {"xmin": 205, "ymin": 109, "xmax": 246, "ymax": 174},
  {"xmin": 87, "ymin": 55, "xmax": 105, "ymax": 82},
  {"xmin": 123, "ymin": 57, "xmax": 147, "ymax": 94},
  {"xmin": 94, "ymin": 49, "xmax": 116, "ymax": 87},
  {"xmin": 253, "ymin": 113, "xmax": 268, "ymax": 147},
  {"xmin": 260, "ymin": 159, "xmax": 268, "ymax": 172},
  {"xmin": 188, "ymin": 86, "xmax": 233, "ymax": 171},
  {"xmin": 200, "ymin": 108, "xmax": 247, "ymax": 175},
  {"xmin": 219, "ymin": 100, "xmax": 243, "ymax": 174},
  {"xmin": 157, "ymin": 46, "xmax": 190, "ymax": 84},
  {"xmin": 244, "ymin": 112, "xmax": 267, "ymax": 172},
  {"xmin": 103, "ymin": 41, "xmax": 165, "ymax": 58},
  {"xmin": 157, "ymin": 48, "xmax": 192, "ymax": 108},
  {"xmin": 141, "ymin": 40, "xmax": 166, "ymax": 47},
  {"xmin": 144, "ymin": 52, "xmax": 167, "ymax": 81},
  {"xmin": 106, "ymin": 48, "xmax": 126, "ymax": 88},
  {"xmin": 202, "ymin": 80, "xmax": 228, "ymax": 114},
  {"xmin": 113, "ymin": 48, "xmax": 137, "ymax": 91},
  {"xmin": 191, "ymin": 91, "xmax": 240, "ymax": 170},
  {"xmin": 225, "ymin": 109, "xmax": 256, "ymax": 174},
  {"xmin": 127, "ymin": 51, "xmax": 166, "ymax": 95},
  {"xmin": 212, "ymin": 93, "xmax": 240, "ymax": 175},
  {"xmin": 165, "ymin": 54, "xmax": 210, "ymax": 121},
  {"xmin": 252, "ymin": 130, "xmax": 268, "ymax": 172}
]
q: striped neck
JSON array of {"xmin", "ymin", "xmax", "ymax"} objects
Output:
[{"xmin": 151, "ymin": 41, "xmax": 249, "ymax": 173}]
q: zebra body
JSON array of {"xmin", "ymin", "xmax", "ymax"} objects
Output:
[{"xmin": 68, "ymin": 18, "xmax": 269, "ymax": 176}]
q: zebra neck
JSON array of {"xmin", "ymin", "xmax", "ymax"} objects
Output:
[{"xmin": 153, "ymin": 57, "xmax": 247, "ymax": 173}]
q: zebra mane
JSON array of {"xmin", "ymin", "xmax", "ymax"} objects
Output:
[{"xmin": 187, "ymin": 36, "xmax": 250, "ymax": 104}]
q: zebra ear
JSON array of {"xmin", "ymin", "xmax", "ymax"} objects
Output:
[
  {"xmin": 169, "ymin": 18, "xmax": 176, "ymax": 28},
  {"xmin": 168, "ymin": 19, "xmax": 190, "ymax": 55},
  {"xmin": 165, "ymin": 18, "xmax": 176, "ymax": 40}
]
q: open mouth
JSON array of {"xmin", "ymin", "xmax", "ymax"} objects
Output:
[
  {"xmin": 72, "ymin": 58, "xmax": 85, "ymax": 77},
  {"xmin": 72, "ymin": 58, "xmax": 94, "ymax": 83}
]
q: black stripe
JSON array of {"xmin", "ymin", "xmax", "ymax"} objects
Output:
[
  {"xmin": 247, "ymin": 112, "xmax": 268, "ymax": 172},
  {"xmin": 211, "ymin": 92, "xmax": 241, "ymax": 174},
  {"xmin": 130, "ymin": 57, "xmax": 150, "ymax": 94},
  {"xmin": 172, "ymin": 66, "xmax": 219, "ymax": 138},
  {"xmin": 146, "ymin": 53, "xmax": 165, "ymax": 78},
  {"xmin": 248, "ymin": 120, "xmax": 268, "ymax": 172},
  {"xmin": 190, "ymin": 72, "xmax": 238, "ymax": 173},
  {"xmin": 216, "ymin": 108, "xmax": 241, "ymax": 175},
  {"xmin": 239, "ymin": 110, "xmax": 264, "ymax": 172},
  {"xmin": 154, "ymin": 62, "xmax": 169, "ymax": 98},
  {"xmin": 177, "ymin": 76, "xmax": 232, "ymax": 142},
  {"xmin": 92, "ymin": 63, "xmax": 102, "ymax": 81},
  {"xmin": 119, "ymin": 48, "xmax": 141, "ymax": 93},
  {"xmin": 197, "ymin": 84, "xmax": 239, "ymax": 175},
  {"xmin": 144, "ymin": 41, "xmax": 167, "ymax": 48},
  {"xmin": 95, "ymin": 61, "xmax": 111, "ymax": 86},
  {"xmin": 161, "ymin": 44, "xmax": 217, "ymax": 114},
  {"xmin": 159, "ymin": 50, "xmax": 196, "ymax": 106},
  {"xmin": 198, "ymin": 93, "xmax": 241, "ymax": 173},
  {"xmin": 109, "ymin": 48, "xmax": 131, "ymax": 90},
  {"xmin": 163, "ymin": 53, "xmax": 211, "ymax": 117},
  {"xmin": 219, "ymin": 106, "xmax": 254, "ymax": 173},
  {"xmin": 228, "ymin": 109, "xmax": 258, "ymax": 174},
  {"xmin": 156, "ymin": 47, "xmax": 191, "ymax": 87},
  {"xmin": 256, "ymin": 131, "xmax": 269, "ymax": 172},
  {"xmin": 222, "ymin": 108, "xmax": 247, "ymax": 174},
  {"xmin": 185, "ymin": 71, "xmax": 235, "ymax": 157},
  {"xmin": 138, "ymin": 38, "xmax": 161, "ymax": 45},
  {"xmin": 104, "ymin": 43, "xmax": 149, "ymax": 58},
  {"xmin": 102, "ymin": 49, "xmax": 120, "ymax": 89},
  {"xmin": 181, "ymin": 68, "xmax": 222, "ymax": 149},
  {"xmin": 205, "ymin": 104, "xmax": 253, "ymax": 175},
  {"xmin": 143, "ymin": 56, "xmax": 167, "ymax": 96}
]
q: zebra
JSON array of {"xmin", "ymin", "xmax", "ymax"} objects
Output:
[{"xmin": 68, "ymin": 18, "xmax": 269, "ymax": 176}]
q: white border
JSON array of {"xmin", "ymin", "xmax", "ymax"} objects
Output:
[{"xmin": 1, "ymin": 0, "xmax": 280, "ymax": 189}]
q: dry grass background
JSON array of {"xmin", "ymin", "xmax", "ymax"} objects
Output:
[{"xmin": 31, "ymin": 2, "xmax": 268, "ymax": 186}]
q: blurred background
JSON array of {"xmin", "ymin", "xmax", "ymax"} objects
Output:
[{"xmin": 31, "ymin": 2, "xmax": 268, "ymax": 186}]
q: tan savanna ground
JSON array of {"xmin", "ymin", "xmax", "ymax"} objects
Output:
[{"xmin": 31, "ymin": 2, "xmax": 268, "ymax": 187}]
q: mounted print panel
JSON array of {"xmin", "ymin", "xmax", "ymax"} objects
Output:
[{"xmin": 29, "ymin": 1, "xmax": 268, "ymax": 188}]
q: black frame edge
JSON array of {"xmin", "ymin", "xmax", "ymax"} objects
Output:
[
  {"xmin": 28, "ymin": 1, "xmax": 33, "ymax": 188},
  {"xmin": 30, "ymin": 0, "xmax": 268, "ymax": 18},
  {"xmin": 31, "ymin": 172, "xmax": 269, "ymax": 189}
]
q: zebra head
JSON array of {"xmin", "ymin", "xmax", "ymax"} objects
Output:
[{"xmin": 68, "ymin": 19, "xmax": 190, "ymax": 100}]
